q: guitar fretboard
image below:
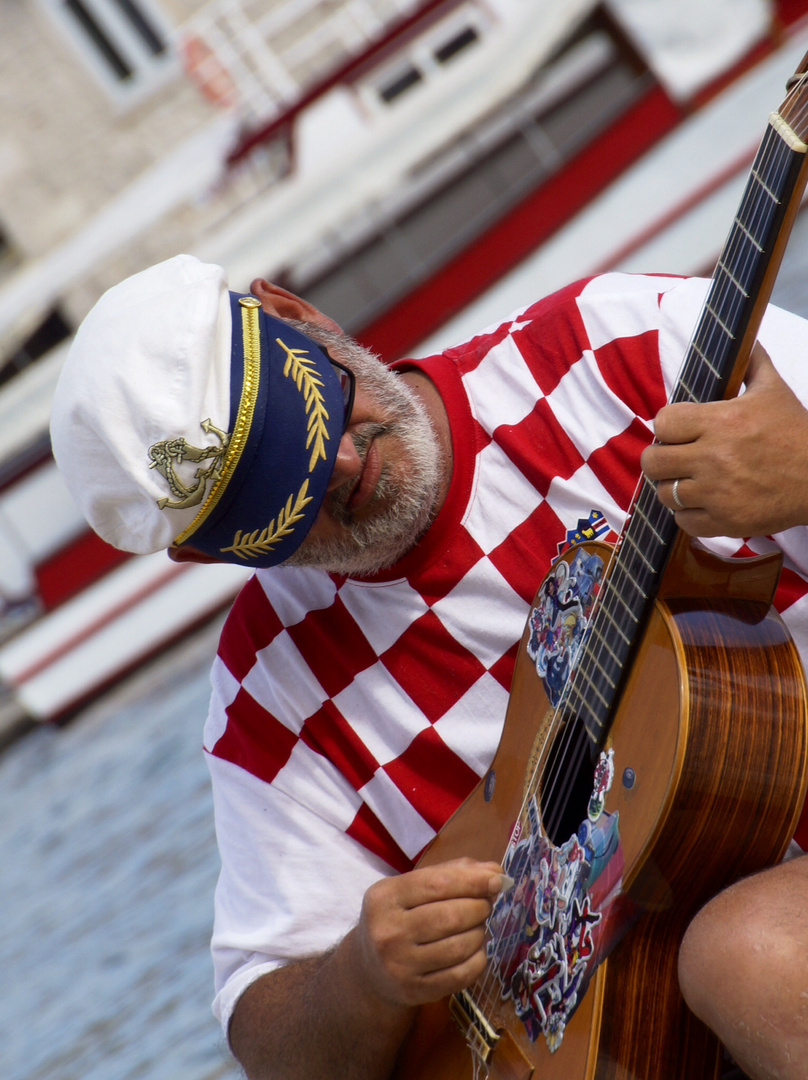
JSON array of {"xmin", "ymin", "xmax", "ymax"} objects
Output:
[{"xmin": 561, "ymin": 114, "xmax": 808, "ymax": 750}]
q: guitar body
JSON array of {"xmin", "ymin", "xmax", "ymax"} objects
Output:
[{"xmin": 395, "ymin": 538, "xmax": 808, "ymax": 1080}]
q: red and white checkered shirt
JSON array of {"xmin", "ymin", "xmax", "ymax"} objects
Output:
[{"xmin": 204, "ymin": 274, "xmax": 808, "ymax": 1030}]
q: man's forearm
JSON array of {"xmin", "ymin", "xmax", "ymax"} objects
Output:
[{"xmin": 229, "ymin": 928, "xmax": 415, "ymax": 1080}]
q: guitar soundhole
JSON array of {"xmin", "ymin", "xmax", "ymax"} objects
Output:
[{"xmin": 539, "ymin": 714, "xmax": 596, "ymax": 846}]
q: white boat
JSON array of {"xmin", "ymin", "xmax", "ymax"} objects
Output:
[{"xmin": 0, "ymin": 0, "xmax": 806, "ymax": 725}]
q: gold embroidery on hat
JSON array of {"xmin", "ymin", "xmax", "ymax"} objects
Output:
[
  {"xmin": 219, "ymin": 479, "xmax": 313, "ymax": 560},
  {"xmin": 148, "ymin": 421, "xmax": 230, "ymax": 510},
  {"xmin": 275, "ymin": 338, "xmax": 331, "ymax": 473},
  {"xmin": 155, "ymin": 298, "xmax": 333, "ymax": 557},
  {"xmin": 217, "ymin": 336, "xmax": 333, "ymax": 559},
  {"xmin": 168, "ymin": 295, "xmax": 262, "ymax": 547}
]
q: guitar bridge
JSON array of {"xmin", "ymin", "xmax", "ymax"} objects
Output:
[{"xmin": 449, "ymin": 988, "xmax": 500, "ymax": 1063}]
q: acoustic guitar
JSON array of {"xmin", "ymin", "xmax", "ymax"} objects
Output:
[{"xmin": 395, "ymin": 52, "xmax": 808, "ymax": 1080}]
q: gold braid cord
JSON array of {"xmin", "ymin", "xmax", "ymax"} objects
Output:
[{"xmin": 217, "ymin": 332, "xmax": 332, "ymax": 560}]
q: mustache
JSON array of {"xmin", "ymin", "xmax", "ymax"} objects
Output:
[{"xmin": 326, "ymin": 423, "xmax": 391, "ymax": 519}]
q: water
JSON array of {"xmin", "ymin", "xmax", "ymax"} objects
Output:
[{"xmin": 0, "ymin": 617, "xmax": 242, "ymax": 1080}]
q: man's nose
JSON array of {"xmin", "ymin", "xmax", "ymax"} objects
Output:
[{"xmin": 327, "ymin": 431, "xmax": 362, "ymax": 491}]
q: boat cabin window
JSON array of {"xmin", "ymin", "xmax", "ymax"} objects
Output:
[
  {"xmin": 379, "ymin": 64, "xmax": 424, "ymax": 104},
  {"xmin": 434, "ymin": 25, "xmax": 479, "ymax": 65},
  {"xmin": 38, "ymin": 0, "xmax": 176, "ymax": 103},
  {"xmin": 370, "ymin": 5, "xmax": 486, "ymax": 107},
  {"xmin": 290, "ymin": 12, "xmax": 654, "ymax": 343}
]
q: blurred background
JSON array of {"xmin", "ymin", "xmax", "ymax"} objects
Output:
[{"xmin": 2, "ymin": 1, "xmax": 808, "ymax": 1077}]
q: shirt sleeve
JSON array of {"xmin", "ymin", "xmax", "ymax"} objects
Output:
[{"xmin": 206, "ymin": 751, "xmax": 396, "ymax": 1036}]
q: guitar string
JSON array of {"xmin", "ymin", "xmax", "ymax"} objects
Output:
[
  {"xmin": 466, "ymin": 73, "xmax": 808, "ymax": 1038},
  {"xmin": 470, "ymin": 105, "xmax": 802, "ymax": 1026}
]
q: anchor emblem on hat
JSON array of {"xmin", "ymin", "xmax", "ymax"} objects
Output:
[{"xmin": 148, "ymin": 419, "xmax": 230, "ymax": 510}]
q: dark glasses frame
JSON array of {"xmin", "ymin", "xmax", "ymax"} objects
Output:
[{"xmin": 327, "ymin": 357, "xmax": 356, "ymax": 434}]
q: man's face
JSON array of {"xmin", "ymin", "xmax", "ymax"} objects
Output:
[{"xmin": 282, "ymin": 322, "xmax": 446, "ymax": 576}]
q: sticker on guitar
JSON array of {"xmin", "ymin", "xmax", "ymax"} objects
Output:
[
  {"xmin": 526, "ymin": 546, "xmax": 604, "ymax": 705},
  {"xmin": 486, "ymin": 750, "xmax": 625, "ymax": 1053}
]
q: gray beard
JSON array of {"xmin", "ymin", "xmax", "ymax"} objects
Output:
[{"xmin": 281, "ymin": 324, "xmax": 445, "ymax": 577}]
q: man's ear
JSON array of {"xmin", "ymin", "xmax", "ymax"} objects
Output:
[{"xmin": 249, "ymin": 279, "xmax": 343, "ymax": 336}]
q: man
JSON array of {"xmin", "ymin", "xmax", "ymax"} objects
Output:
[{"xmin": 51, "ymin": 254, "xmax": 808, "ymax": 1079}]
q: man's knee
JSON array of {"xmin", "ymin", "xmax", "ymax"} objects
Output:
[
  {"xmin": 678, "ymin": 857, "xmax": 808, "ymax": 1080},
  {"xmin": 678, "ymin": 883, "xmax": 749, "ymax": 1025}
]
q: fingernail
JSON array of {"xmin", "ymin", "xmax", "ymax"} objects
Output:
[{"xmin": 500, "ymin": 874, "xmax": 515, "ymax": 891}]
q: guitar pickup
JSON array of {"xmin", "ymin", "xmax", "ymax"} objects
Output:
[{"xmin": 449, "ymin": 988, "xmax": 500, "ymax": 1063}]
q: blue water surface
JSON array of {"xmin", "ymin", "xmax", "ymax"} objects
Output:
[{"xmin": 0, "ymin": 619, "xmax": 242, "ymax": 1080}]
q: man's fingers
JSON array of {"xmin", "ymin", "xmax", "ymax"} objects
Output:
[
  {"xmin": 384, "ymin": 926, "xmax": 491, "ymax": 1005},
  {"xmin": 404, "ymin": 895, "xmax": 495, "ymax": 946},
  {"xmin": 394, "ymin": 946, "xmax": 491, "ymax": 1005},
  {"xmin": 391, "ymin": 859, "xmax": 506, "ymax": 909},
  {"xmin": 357, "ymin": 860, "xmax": 507, "ymax": 1007},
  {"xmin": 650, "ymin": 401, "xmax": 706, "ymax": 447},
  {"xmin": 413, "ymin": 924, "xmax": 489, "ymax": 972},
  {"xmin": 665, "ymin": 476, "xmax": 695, "ymax": 512}
]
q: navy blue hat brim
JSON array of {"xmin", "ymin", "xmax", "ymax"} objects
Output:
[{"xmin": 172, "ymin": 294, "xmax": 345, "ymax": 567}]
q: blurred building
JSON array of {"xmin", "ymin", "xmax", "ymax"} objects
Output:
[
  {"xmin": 0, "ymin": 0, "xmax": 806, "ymax": 724},
  {"xmin": 0, "ymin": 0, "xmax": 428, "ymax": 379}
]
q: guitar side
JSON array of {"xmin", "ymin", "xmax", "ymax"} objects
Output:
[{"xmin": 394, "ymin": 540, "xmax": 808, "ymax": 1080}]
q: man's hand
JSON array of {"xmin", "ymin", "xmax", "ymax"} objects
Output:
[
  {"xmin": 641, "ymin": 343, "xmax": 808, "ymax": 537},
  {"xmin": 354, "ymin": 857, "xmax": 506, "ymax": 1008},
  {"xmin": 229, "ymin": 857, "xmax": 507, "ymax": 1080}
]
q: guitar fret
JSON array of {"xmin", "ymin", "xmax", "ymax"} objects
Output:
[
  {"xmin": 715, "ymin": 259, "xmax": 750, "ymax": 297},
  {"xmin": 719, "ymin": 235, "xmax": 759, "ymax": 288},
  {"xmin": 595, "ymin": 658, "xmax": 619, "ymax": 691},
  {"xmin": 577, "ymin": 634, "xmax": 620, "ymax": 680},
  {"xmin": 605, "ymin": 571, "xmax": 643, "ymax": 610},
  {"xmin": 571, "ymin": 664, "xmax": 614, "ymax": 710},
  {"xmin": 613, "ymin": 561, "xmax": 648, "ymax": 599},
  {"xmin": 604, "ymin": 596, "xmax": 638, "ymax": 632},
  {"xmin": 706, "ymin": 288, "xmax": 743, "ymax": 337},
  {"xmin": 631, "ymin": 502, "xmax": 667, "ymax": 543},
  {"xmin": 620, "ymin": 532, "xmax": 655, "ymax": 571},
  {"xmin": 586, "ymin": 678, "xmax": 611, "ymax": 710},
  {"xmin": 735, "ymin": 217, "xmax": 764, "ymax": 252},
  {"xmin": 586, "ymin": 621, "xmax": 621, "ymax": 665},
  {"xmin": 598, "ymin": 610, "xmax": 631, "ymax": 647},
  {"xmin": 704, "ymin": 302, "xmax": 736, "ymax": 340},
  {"xmin": 751, "ymin": 167, "xmax": 782, "ymax": 204},
  {"xmin": 676, "ymin": 372, "xmax": 699, "ymax": 402},
  {"xmin": 569, "ymin": 674, "xmax": 613, "ymax": 722},
  {"xmin": 690, "ymin": 340, "xmax": 724, "ymax": 379}
]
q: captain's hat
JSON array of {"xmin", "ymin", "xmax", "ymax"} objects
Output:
[{"xmin": 50, "ymin": 254, "xmax": 351, "ymax": 568}]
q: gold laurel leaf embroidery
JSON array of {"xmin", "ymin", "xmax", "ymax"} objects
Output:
[
  {"xmin": 219, "ymin": 480, "xmax": 313, "ymax": 560},
  {"xmin": 276, "ymin": 339, "xmax": 331, "ymax": 473}
]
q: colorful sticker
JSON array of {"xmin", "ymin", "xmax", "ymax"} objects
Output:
[
  {"xmin": 486, "ymin": 750, "xmax": 626, "ymax": 1053},
  {"xmin": 527, "ymin": 547, "xmax": 604, "ymax": 706},
  {"xmin": 555, "ymin": 510, "xmax": 611, "ymax": 559}
]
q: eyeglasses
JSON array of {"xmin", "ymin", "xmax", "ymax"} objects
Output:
[{"xmin": 328, "ymin": 357, "xmax": 356, "ymax": 434}]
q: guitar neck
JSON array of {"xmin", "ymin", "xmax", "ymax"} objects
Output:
[
  {"xmin": 681, "ymin": 112, "xmax": 808, "ymax": 405},
  {"xmin": 570, "ymin": 100, "xmax": 808, "ymax": 749}
]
